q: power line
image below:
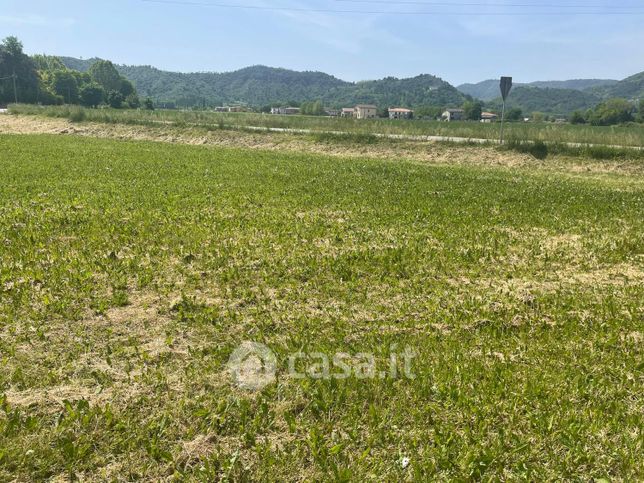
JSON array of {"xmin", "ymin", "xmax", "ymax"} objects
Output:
[{"xmin": 141, "ymin": 0, "xmax": 644, "ymax": 15}]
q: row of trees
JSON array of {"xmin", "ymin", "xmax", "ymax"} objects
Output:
[
  {"xmin": 1, "ymin": 36, "xmax": 146, "ymax": 109},
  {"xmin": 570, "ymin": 98, "xmax": 644, "ymax": 126},
  {"xmin": 461, "ymin": 100, "xmax": 523, "ymax": 121}
]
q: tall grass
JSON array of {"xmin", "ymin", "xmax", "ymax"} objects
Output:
[
  {"xmin": 9, "ymin": 104, "xmax": 644, "ymax": 147},
  {"xmin": 503, "ymin": 139, "xmax": 644, "ymax": 160}
]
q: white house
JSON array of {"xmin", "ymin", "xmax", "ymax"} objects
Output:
[
  {"xmin": 354, "ymin": 105, "xmax": 377, "ymax": 120},
  {"xmin": 442, "ymin": 109, "xmax": 465, "ymax": 122},
  {"xmin": 480, "ymin": 111, "xmax": 498, "ymax": 123},
  {"xmin": 271, "ymin": 107, "xmax": 301, "ymax": 115},
  {"xmin": 341, "ymin": 108, "xmax": 355, "ymax": 118},
  {"xmin": 215, "ymin": 106, "xmax": 245, "ymax": 113},
  {"xmin": 389, "ymin": 108, "xmax": 413, "ymax": 120}
]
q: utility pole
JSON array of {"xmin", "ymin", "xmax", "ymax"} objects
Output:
[{"xmin": 12, "ymin": 70, "xmax": 18, "ymax": 104}]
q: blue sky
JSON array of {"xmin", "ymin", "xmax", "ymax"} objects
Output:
[{"xmin": 2, "ymin": 0, "xmax": 643, "ymax": 85}]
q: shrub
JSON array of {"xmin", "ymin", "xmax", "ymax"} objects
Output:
[
  {"xmin": 570, "ymin": 111, "xmax": 586, "ymax": 124},
  {"xmin": 505, "ymin": 140, "xmax": 548, "ymax": 160},
  {"xmin": 588, "ymin": 98, "xmax": 634, "ymax": 126},
  {"xmin": 68, "ymin": 106, "xmax": 86, "ymax": 122}
]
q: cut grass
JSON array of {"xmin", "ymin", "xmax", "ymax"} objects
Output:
[{"xmin": 0, "ymin": 134, "xmax": 642, "ymax": 480}]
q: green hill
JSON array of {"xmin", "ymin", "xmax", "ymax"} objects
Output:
[
  {"xmin": 528, "ymin": 79, "xmax": 617, "ymax": 91},
  {"xmin": 458, "ymin": 78, "xmax": 617, "ymax": 101},
  {"xmin": 59, "ymin": 57, "xmax": 467, "ymax": 108},
  {"xmin": 589, "ymin": 71, "xmax": 644, "ymax": 101},
  {"xmin": 486, "ymin": 86, "xmax": 601, "ymax": 116},
  {"xmin": 457, "ymin": 80, "xmax": 504, "ymax": 101}
]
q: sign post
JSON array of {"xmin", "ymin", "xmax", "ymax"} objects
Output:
[{"xmin": 499, "ymin": 76, "xmax": 512, "ymax": 144}]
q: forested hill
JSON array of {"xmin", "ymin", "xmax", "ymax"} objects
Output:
[
  {"xmin": 588, "ymin": 71, "xmax": 644, "ymax": 101},
  {"xmin": 59, "ymin": 57, "xmax": 468, "ymax": 108},
  {"xmin": 458, "ymin": 78, "xmax": 618, "ymax": 101},
  {"xmin": 486, "ymin": 86, "xmax": 601, "ymax": 116}
]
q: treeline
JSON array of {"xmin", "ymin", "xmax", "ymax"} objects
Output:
[
  {"xmin": 412, "ymin": 98, "xmax": 643, "ymax": 125},
  {"xmin": 0, "ymin": 36, "xmax": 146, "ymax": 109},
  {"xmin": 570, "ymin": 98, "xmax": 644, "ymax": 126}
]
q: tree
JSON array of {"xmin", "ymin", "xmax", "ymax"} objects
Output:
[
  {"xmin": 415, "ymin": 106, "xmax": 442, "ymax": 120},
  {"xmin": 51, "ymin": 71, "xmax": 79, "ymax": 104},
  {"xmin": 506, "ymin": 107, "xmax": 523, "ymax": 121},
  {"xmin": 143, "ymin": 97, "xmax": 155, "ymax": 110},
  {"xmin": 125, "ymin": 93, "xmax": 140, "ymax": 109},
  {"xmin": 32, "ymin": 54, "xmax": 67, "ymax": 72},
  {"xmin": 88, "ymin": 60, "xmax": 123, "ymax": 92},
  {"xmin": 570, "ymin": 111, "xmax": 586, "ymax": 124},
  {"xmin": 107, "ymin": 90, "xmax": 124, "ymax": 108},
  {"xmin": 79, "ymin": 83, "xmax": 105, "ymax": 107},
  {"xmin": 462, "ymin": 100, "xmax": 483, "ymax": 121},
  {"xmin": 588, "ymin": 98, "xmax": 634, "ymax": 126},
  {"xmin": 300, "ymin": 100, "xmax": 325, "ymax": 116},
  {"xmin": 119, "ymin": 78, "xmax": 135, "ymax": 98},
  {"xmin": 39, "ymin": 89, "xmax": 63, "ymax": 106},
  {"xmin": 638, "ymin": 99, "xmax": 644, "ymax": 123},
  {"xmin": 0, "ymin": 36, "xmax": 40, "ymax": 104}
]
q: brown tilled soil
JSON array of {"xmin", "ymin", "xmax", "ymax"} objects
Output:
[{"xmin": 1, "ymin": 114, "xmax": 643, "ymax": 175}]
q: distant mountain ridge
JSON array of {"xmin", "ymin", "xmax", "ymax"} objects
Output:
[
  {"xmin": 59, "ymin": 56, "xmax": 642, "ymax": 115},
  {"xmin": 588, "ymin": 71, "xmax": 644, "ymax": 101},
  {"xmin": 486, "ymin": 86, "xmax": 602, "ymax": 117},
  {"xmin": 60, "ymin": 57, "xmax": 468, "ymax": 108},
  {"xmin": 460, "ymin": 74, "xmax": 643, "ymax": 116},
  {"xmin": 457, "ymin": 78, "xmax": 618, "ymax": 101}
]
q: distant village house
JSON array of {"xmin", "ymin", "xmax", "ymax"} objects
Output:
[
  {"xmin": 271, "ymin": 107, "xmax": 301, "ymax": 115},
  {"xmin": 442, "ymin": 109, "xmax": 465, "ymax": 122},
  {"xmin": 389, "ymin": 108, "xmax": 413, "ymax": 120},
  {"xmin": 341, "ymin": 108, "xmax": 355, "ymax": 118},
  {"xmin": 215, "ymin": 106, "xmax": 245, "ymax": 113},
  {"xmin": 354, "ymin": 105, "xmax": 377, "ymax": 120},
  {"xmin": 480, "ymin": 112, "xmax": 498, "ymax": 123}
]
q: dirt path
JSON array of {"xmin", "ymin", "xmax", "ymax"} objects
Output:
[{"xmin": 1, "ymin": 114, "xmax": 642, "ymax": 176}]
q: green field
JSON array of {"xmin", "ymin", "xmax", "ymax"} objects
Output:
[
  {"xmin": 0, "ymin": 134, "xmax": 642, "ymax": 480},
  {"xmin": 10, "ymin": 104, "xmax": 644, "ymax": 148}
]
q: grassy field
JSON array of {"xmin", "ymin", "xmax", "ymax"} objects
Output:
[
  {"xmin": 9, "ymin": 104, "xmax": 644, "ymax": 148},
  {"xmin": 0, "ymin": 134, "xmax": 642, "ymax": 480}
]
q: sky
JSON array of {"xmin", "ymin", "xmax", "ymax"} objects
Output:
[{"xmin": 1, "ymin": 0, "xmax": 644, "ymax": 85}]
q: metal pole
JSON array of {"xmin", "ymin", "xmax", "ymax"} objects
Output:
[
  {"xmin": 12, "ymin": 71, "xmax": 18, "ymax": 104},
  {"xmin": 500, "ymin": 100, "xmax": 506, "ymax": 145}
]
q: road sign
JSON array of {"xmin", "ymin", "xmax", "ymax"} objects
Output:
[
  {"xmin": 499, "ymin": 76, "xmax": 513, "ymax": 144},
  {"xmin": 500, "ymin": 76, "xmax": 513, "ymax": 101}
]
